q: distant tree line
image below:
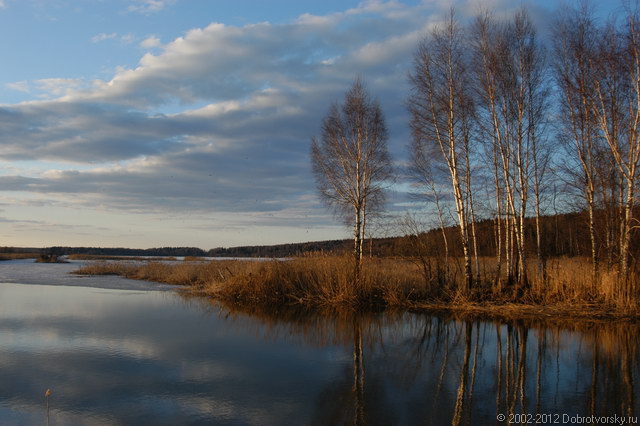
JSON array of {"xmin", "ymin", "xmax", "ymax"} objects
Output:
[
  {"xmin": 45, "ymin": 246, "xmax": 208, "ymax": 257},
  {"xmin": 2, "ymin": 207, "xmax": 638, "ymax": 260},
  {"xmin": 207, "ymin": 240, "xmax": 351, "ymax": 258},
  {"xmin": 388, "ymin": 210, "xmax": 640, "ymax": 258},
  {"xmin": 0, "ymin": 246, "xmax": 41, "ymax": 254},
  {"xmin": 29, "ymin": 241, "xmax": 353, "ymax": 258}
]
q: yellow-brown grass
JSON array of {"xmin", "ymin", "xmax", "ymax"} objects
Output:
[
  {"xmin": 183, "ymin": 256, "xmax": 206, "ymax": 261},
  {"xmin": 73, "ymin": 255, "xmax": 639, "ymax": 316},
  {"xmin": 214, "ymin": 257, "xmax": 433, "ymax": 308},
  {"xmin": 74, "ymin": 260, "xmax": 253, "ymax": 286},
  {"xmin": 74, "ymin": 257, "xmax": 428, "ymax": 308}
]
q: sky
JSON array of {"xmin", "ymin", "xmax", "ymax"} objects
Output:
[{"xmin": 0, "ymin": 0, "xmax": 622, "ymax": 249}]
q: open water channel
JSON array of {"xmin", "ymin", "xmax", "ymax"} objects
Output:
[{"xmin": 0, "ymin": 259, "xmax": 638, "ymax": 425}]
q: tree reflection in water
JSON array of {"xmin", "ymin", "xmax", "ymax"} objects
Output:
[{"xmin": 207, "ymin": 299, "xmax": 639, "ymax": 425}]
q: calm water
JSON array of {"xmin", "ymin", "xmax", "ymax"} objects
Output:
[{"xmin": 0, "ymin": 261, "xmax": 638, "ymax": 425}]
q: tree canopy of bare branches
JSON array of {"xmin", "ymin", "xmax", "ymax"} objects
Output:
[
  {"xmin": 553, "ymin": 1, "xmax": 640, "ymax": 301},
  {"xmin": 311, "ymin": 78, "xmax": 393, "ymax": 280}
]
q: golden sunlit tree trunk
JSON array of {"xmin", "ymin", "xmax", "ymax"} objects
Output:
[{"xmin": 408, "ymin": 10, "xmax": 475, "ymax": 292}]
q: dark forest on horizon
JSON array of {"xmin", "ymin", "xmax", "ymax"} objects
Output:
[{"xmin": 1, "ymin": 209, "xmax": 637, "ymax": 260}]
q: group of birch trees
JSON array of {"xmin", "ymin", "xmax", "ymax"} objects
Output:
[
  {"xmin": 407, "ymin": 4, "xmax": 640, "ymax": 298},
  {"xmin": 554, "ymin": 4, "xmax": 640, "ymax": 301},
  {"xmin": 408, "ymin": 9, "xmax": 549, "ymax": 291},
  {"xmin": 311, "ymin": 3, "xmax": 639, "ymax": 302}
]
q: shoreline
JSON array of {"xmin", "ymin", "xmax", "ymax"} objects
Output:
[
  {"xmin": 406, "ymin": 302, "xmax": 639, "ymax": 322},
  {"xmin": 177, "ymin": 286, "xmax": 640, "ymax": 323}
]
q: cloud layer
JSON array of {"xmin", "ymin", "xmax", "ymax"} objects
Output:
[{"xmin": 0, "ymin": 0, "xmax": 550, "ymax": 246}]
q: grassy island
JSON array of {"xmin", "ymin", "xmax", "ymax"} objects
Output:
[{"xmin": 73, "ymin": 255, "xmax": 639, "ymax": 320}]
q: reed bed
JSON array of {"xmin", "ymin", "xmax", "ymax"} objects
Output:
[
  {"xmin": 183, "ymin": 256, "xmax": 206, "ymax": 261},
  {"xmin": 74, "ymin": 260, "xmax": 255, "ymax": 286},
  {"xmin": 74, "ymin": 257, "xmax": 428, "ymax": 309},
  {"xmin": 73, "ymin": 255, "xmax": 639, "ymax": 316}
]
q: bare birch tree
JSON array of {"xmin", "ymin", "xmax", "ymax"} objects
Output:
[
  {"xmin": 408, "ymin": 11, "xmax": 476, "ymax": 291},
  {"xmin": 311, "ymin": 78, "xmax": 393, "ymax": 281},
  {"xmin": 472, "ymin": 12, "xmax": 509, "ymax": 286},
  {"xmin": 553, "ymin": 3, "xmax": 601, "ymax": 282},
  {"xmin": 473, "ymin": 10, "xmax": 547, "ymax": 287},
  {"xmin": 592, "ymin": 9, "xmax": 640, "ymax": 297}
]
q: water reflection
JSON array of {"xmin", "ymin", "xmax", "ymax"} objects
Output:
[
  {"xmin": 211, "ymin": 301, "xmax": 639, "ymax": 425},
  {"xmin": 0, "ymin": 279, "xmax": 638, "ymax": 425}
]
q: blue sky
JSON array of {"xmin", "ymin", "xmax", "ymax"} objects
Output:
[{"xmin": 0, "ymin": 0, "xmax": 621, "ymax": 249}]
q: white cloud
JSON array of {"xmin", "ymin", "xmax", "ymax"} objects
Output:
[
  {"xmin": 128, "ymin": 0, "xmax": 176, "ymax": 14},
  {"xmin": 91, "ymin": 32, "xmax": 137, "ymax": 44},
  {"xmin": 73, "ymin": 5, "xmax": 429, "ymax": 109},
  {"xmin": 120, "ymin": 33, "xmax": 136, "ymax": 44},
  {"xmin": 140, "ymin": 36, "xmax": 161, "ymax": 49},
  {"xmin": 35, "ymin": 78, "xmax": 86, "ymax": 96},
  {"xmin": 91, "ymin": 32, "xmax": 117, "ymax": 43},
  {"xmin": 6, "ymin": 80, "xmax": 29, "ymax": 93}
]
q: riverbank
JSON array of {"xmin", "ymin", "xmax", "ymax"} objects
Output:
[
  {"xmin": 72, "ymin": 256, "xmax": 640, "ymax": 320},
  {"xmin": 0, "ymin": 253, "xmax": 39, "ymax": 261}
]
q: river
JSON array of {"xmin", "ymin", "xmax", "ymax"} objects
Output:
[{"xmin": 0, "ymin": 259, "xmax": 638, "ymax": 425}]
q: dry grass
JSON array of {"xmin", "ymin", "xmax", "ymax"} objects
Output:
[
  {"xmin": 74, "ymin": 260, "xmax": 253, "ymax": 286},
  {"xmin": 73, "ymin": 255, "xmax": 639, "ymax": 316},
  {"xmin": 74, "ymin": 257, "xmax": 428, "ymax": 308},
  {"xmin": 183, "ymin": 256, "xmax": 206, "ymax": 261},
  {"xmin": 524, "ymin": 257, "xmax": 638, "ymax": 308},
  {"xmin": 213, "ymin": 256, "xmax": 431, "ymax": 308}
]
